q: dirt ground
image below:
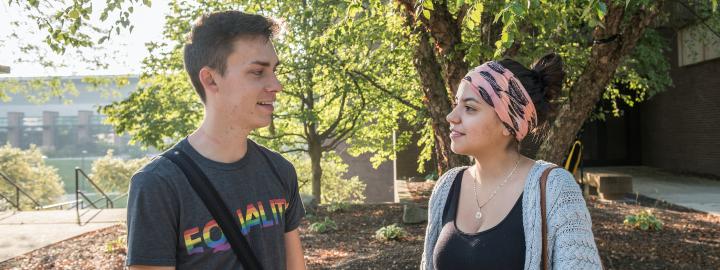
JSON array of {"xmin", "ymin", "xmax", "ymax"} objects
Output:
[{"xmin": 1, "ymin": 183, "xmax": 718, "ymax": 269}]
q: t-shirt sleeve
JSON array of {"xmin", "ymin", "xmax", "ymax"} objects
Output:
[
  {"xmin": 126, "ymin": 170, "xmax": 180, "ymax": 266},
  {"xmin": 284, "ymin": 162, "xmax": 305, "ymax": 232}
]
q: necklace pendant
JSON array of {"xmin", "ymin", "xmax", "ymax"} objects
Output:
[{"xmin": 474, "ymin": 211, "xmax": 483, "ymax": 220}]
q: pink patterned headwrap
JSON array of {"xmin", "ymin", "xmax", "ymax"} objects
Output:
[{"xmin": 462, "ymin": 61, "xmax": 537, "ymax": 141}]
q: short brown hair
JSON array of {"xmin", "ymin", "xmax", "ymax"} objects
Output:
[{"xmin": 183, "ymin": 11, "xmax": 279, "ymax": 102}]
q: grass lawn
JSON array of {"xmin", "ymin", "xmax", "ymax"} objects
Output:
[{"xmin": 45, "ymin": 157, "xmax": 100, "ymax": 194}]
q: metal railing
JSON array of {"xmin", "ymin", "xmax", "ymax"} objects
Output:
[
  {"xmin": 0, "ymin": 172, "xmax": 42, "ymax": 210},
  {"xmin": 74, "ymin": 167, "xmax": 114, "ymax": 225}
]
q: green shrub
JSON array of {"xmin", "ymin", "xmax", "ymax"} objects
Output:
[
  {"xmin": 0, "ymin": 144, "xmax": 63, "ymax": 209},
  {"xmin": 290, "ymin": 153, "xmax": 366, "ymax": 204},
  {"xmin": 624, "ymin": 209, "xmax": 663, "ymax": 231},
  {"xmin": 308, "ymin": 217, "xmax": 338, "ymax": 234},
  {"xmin": 375, "ymin": 224, "xmax": 407, "ymax": 241},
  {"xmin": 424, "ymin": 171, "xmax": 438, "ymax": 181},
  {"xmin": 105, "ymin": 235, "xmax": 127, "ymax": 254},
  {"xmin": 90, "ymin": 150, "xmax": 150, "ymax": 193},
  {"xmin": 327, "ymin": 201, "xmax": 350, "ymax": 213}
]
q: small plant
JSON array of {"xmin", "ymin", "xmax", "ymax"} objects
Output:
[
  {"xmin": 624, "ymin": 209, "xmax": 663, "ymax": 231},
  {"xmin": 424, "ymin": 171, "xmax": 438, "ymax": 181},
  {"xmin": 308, "ymin": 217, "xmax": 338, "ymax": 233},
  {"xmin": 105, "ymin": 235, "xmax": 127, "ymax": 254},
  {"xmin": 327, "ymin": 201, "xmax": 350, "ymax": 213},
  {"xmin": 375, "ymin": 224, "xmax": 407, "ymax": 241}
]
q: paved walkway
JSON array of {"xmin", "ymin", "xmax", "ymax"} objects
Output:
[
  {"xmin": 0, "ymin": 208, "xmax": 126, "ymax": 262},
  {"xmin": 584, "ymin": 166, "xmax": 720, "ymax": 216}
]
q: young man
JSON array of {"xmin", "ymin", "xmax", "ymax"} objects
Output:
[{"xmin": 126, "ymin": 11, "xmax": 306, "ymax": 270}]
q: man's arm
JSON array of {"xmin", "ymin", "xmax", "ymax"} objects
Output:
[{"xmin": 284, "ymin": 229, "xmax": 306, "ymax": 270}]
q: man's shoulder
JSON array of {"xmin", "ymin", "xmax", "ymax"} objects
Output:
[
  {"xmin": 130, "ymin": 154, "xmax": 182, "ymax": 189},
  {"xmin": 252, "ymin": 141, "xmax": 294, "ymax": 171}
]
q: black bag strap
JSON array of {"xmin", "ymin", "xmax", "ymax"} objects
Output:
[{"xmin": 161, "ymin": 149, "xmax": 264, "ymax": 270}]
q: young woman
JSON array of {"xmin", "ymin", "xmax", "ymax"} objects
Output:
[{"xmin": 421, "ymin": 53, "xmax": 601, "ymax": 270}]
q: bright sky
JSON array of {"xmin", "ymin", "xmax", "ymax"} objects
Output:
[{"xmin": 0, "ymin": 0, "xmax": 170, "ymax": 78}]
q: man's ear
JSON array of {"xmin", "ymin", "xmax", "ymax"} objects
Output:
[{"xmin": 199, "ymin": 67, "xmax": 219, "ymax": 96}]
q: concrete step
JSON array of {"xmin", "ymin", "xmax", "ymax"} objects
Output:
[
  {"xmin": 0, "ymin": 208, "xmax": 127, "ymax": 263},
  {"xmin": 0, "ymin": 208, "xmax": 126, "ymax": 225}
]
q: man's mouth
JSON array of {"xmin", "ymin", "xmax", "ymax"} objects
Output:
[{"xmin": 257, "ymin": 101, "xmax": 275, "ymax": 111}]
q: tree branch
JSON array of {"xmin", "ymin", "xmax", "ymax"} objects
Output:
[
  {"xmin": 319, "ymin": 87, "xmax": 349, "ymax": 139},
  {"xmin": 349, "ymin": 70, "xmax": 423, "ymax": 111}
]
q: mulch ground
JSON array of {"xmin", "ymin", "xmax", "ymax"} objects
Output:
[{"xmin": 1, "ymin": 182, "xmax": 718, "ymax": 269}]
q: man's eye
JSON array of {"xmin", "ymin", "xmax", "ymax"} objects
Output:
[{"xmin": 252, "ymin": 70, "xmax": 263, "ymax": 76}]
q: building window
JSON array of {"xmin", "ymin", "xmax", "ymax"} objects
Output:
[{"xmin": 678, "ymin": 22, "xmax": 720, "ymax": 66}]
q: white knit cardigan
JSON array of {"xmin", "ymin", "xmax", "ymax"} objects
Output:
[{"xmin": 421, "ymin": 160, "xmax": 602, "ymax": 270}]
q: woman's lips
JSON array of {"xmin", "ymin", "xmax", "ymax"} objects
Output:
[{"xmin": 450, "ymin": 130, "xmax": 465, "ymax": 138}]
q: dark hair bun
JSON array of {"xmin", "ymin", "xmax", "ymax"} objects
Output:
[{"xmin": 531, "ymin": 52, "xmax": 565, "ymax": 107}]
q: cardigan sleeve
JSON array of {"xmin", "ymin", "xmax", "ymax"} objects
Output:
[
  {"xmin": 420, "ymin": 167, "xmax": 465, "ymax": 270},
  {"xmin": 545, "ymin": 168, "xmax": 603, "ymax": 270}
]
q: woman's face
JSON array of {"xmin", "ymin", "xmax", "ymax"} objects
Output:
[{"xmin": 446, "ymin": 81, "xmax": 513, "ymax": 156}]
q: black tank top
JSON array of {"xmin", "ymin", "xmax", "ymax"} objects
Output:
[{"xmin": 432, "ymin": 169, "xmax": 526, "ymax": 270}]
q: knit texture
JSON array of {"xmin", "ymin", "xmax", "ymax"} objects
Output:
[{"xmin": 421, "ymin": 160, "xmax": 602, "ymax": 270}]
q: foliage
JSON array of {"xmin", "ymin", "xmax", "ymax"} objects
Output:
[
  {"xmin": 0, "ymin": 144, "xmax": 64, "ymax": 209},
  {"xmin": 308, "ymin": 217, "xmax": 338, "ymax": 233},
  {"xmin": 374, "ymin": 223, "xmax": 407, "ymax": 241},
  {"xmin": 9, "ymin": 0, "xmax": 719, "ymax": 173},
  {"xmin": 326, "ymin": 201, "xmax": 351, "ymax": 213},
  {"xmin": 94, "ymin": 0, "xmax": 419, "ymax": 201},
  {"xmin": 89, "ymin": 149, "xmax": 150, "ymax": 194},
  {"xmin": 624, "ymin": 209, "xmax": 663, "ymax": 231},
  {"xmin": 5, "ymin": 0, "xmax": 149, "ymax": 54},
  {"xmin": 290, "ymin": 153, "xmax": 366, "ymax": 204},
  {"xmin": 104, "ymin": 235, "xmax": 127, "ymax": 254}
]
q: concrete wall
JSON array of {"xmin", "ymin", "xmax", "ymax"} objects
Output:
[{"xmin": 336, "ymin": 143, "xmax": 394, "ymax": 203}]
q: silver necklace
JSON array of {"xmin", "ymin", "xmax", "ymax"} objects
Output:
[{"xmin": 472, "ymin": 158, "xmax": 521, "ymax": 222}]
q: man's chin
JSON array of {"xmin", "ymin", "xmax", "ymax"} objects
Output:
[{"xmin": 251, "ymin": 118, "xmax": 273, "ymax": 130}]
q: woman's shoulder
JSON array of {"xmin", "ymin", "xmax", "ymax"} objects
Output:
[
  {"xmin": 429, "ymin": 166, "xmax": 468, "ymax": 202},
  {"xmin": 436, "ymin": 166, "xmax": 468, "ymax": 187},
  {"xmin": 531, "ymin": 160, "xmax": 575, "ymax": 184}
]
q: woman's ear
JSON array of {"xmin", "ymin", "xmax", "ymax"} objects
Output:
[{"xmin": 502, "ymin": 128, "xmax": 511, "ymax": 137}]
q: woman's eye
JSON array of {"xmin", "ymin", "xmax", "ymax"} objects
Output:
[{"xmin": 464, "ymin": 106, "xmax": 475, "ymax": 112}]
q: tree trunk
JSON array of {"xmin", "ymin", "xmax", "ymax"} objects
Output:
[
  {"xmin": 397, "ymin": 0, "xmax": 469, "ymax": 175},
  {"xmin": 309, "ymin": 139, "xmax": 323, "ymax": 203},
  {"xmin": 411, "ymin": 18, "xmax": 466, "ymax": 175},
  {"xmin": 537, "ymin": 1, "xmax": 663, "ymax": 164},
  {"xmin": 421, "ymin": 0, "xmax": 468, "ymax": 97}
]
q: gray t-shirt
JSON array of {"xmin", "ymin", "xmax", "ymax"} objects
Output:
[{"xmin": 126, "ymin": 138, "xmax": 305, "ymax": 269}]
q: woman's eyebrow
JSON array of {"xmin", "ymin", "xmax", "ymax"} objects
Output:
[{"xmin": 462, "ymin": 97, "xmax": 478, "ymax": 103}]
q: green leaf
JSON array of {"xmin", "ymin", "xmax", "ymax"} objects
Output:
[
  {"xmin": 143, "ymin": 0, "xmax": 152, "ymax": 7},
  {"xmin": 469, "ymin": 4, "xmax": 482, "ymax": 23},
  {"xmin": 422, "ymin": 9, "xmax": 431, "ymax": 20},
  {"xmin": 68, "ymin": 9, "xmax": 80, "ymax": 19},
  {"xmin": 456, "ymin": 0, "xmax": 464, "ymax": 10},
  {"xmin": 422, "ymin": 0, "xmax": 434, "ymax": 11},
  {"xmin": 597, "ymin": 2, "xmax": 607, "ymax": 19}
]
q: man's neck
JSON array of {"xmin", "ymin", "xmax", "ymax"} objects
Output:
[{"xmin": 187, "ymin": 117, "xmax": 252, "ymax": 163}]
